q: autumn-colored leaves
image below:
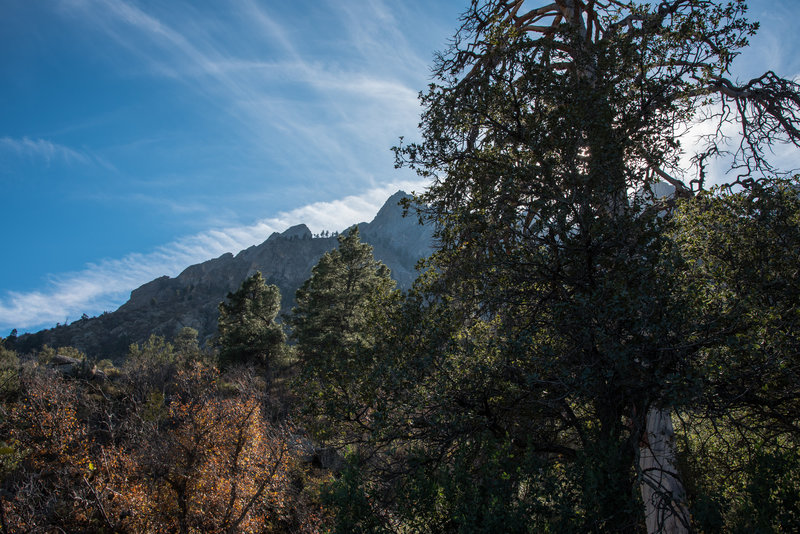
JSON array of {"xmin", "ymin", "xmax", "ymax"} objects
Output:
[{"xmin": 1, "ymin": 362, "xmax": 324, "ymax": 533}]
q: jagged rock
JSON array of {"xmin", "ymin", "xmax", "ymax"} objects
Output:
[
  {"xmin": 269, "ymin": 224, "xmax": 312, "ymax": 241},
  {"xmin": 17, "ymin": 192, "xmax": 433, "ymax": 360},
  {"xmin": 294, "ymin": 435, "xmax": 345, "ymax": 472}
]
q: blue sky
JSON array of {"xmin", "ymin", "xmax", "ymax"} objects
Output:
[{"xmin": 1, "ymin": 0, "xmax": 798, "ymax": 335}]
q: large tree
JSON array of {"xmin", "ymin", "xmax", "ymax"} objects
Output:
[
  {"xmin": 288, "ymin": 227, "xmax": 397, "ymax": 443},
  {"xmin": 391, "ymin": 0, "xmax": 799, "ymax": 531}
]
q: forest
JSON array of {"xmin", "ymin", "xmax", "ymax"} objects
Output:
[{"xmin": 2, "ymin": 0, "xmax": 800, "ymax": 532}]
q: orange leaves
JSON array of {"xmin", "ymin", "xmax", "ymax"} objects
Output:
[
  {"xmin": 10, "ymin": 374, "xmax": 89, "ymax": 465},
  {"xmin": 1, "ymin": 362, "xmax": 325, "ymax": 533},
  {"xmin": 1, "ymin": 371, "xmax": 96, "ymax": 531},
  {"xmin": 88, "ymin": 366, "xmax": 307, "ymax": 533}
]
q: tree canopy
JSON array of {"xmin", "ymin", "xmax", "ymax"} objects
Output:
[
  {"xmin": 217, "ymin": 271, "xmax": 285, "ymax": 368},
  {"xmin": 2, "ymin": 2, "xmax": 798, "ymax": 532},
  {"xmin": 288, "ymin": 227, "xmax": 397, "ymax": 442},
  {"xmin": 379, "ymin": 0, "xmax": 800, "ymax": 531}
]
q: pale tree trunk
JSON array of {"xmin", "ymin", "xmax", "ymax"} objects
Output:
[{"xmin": 639, "ymin": 407, "xmax": 691, "ymax": 533}]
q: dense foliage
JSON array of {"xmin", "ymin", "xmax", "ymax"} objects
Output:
[
  {"xmin": 2, "ymin": 1, "xmax": 799, "ymax": 532},
  {"xmin": 0, "ymin": 334, "xmax": 325, "ymax": 533},
  {"xmin": 320, "ymin": 0, "xmax": 799, "ymax": 531},
  {"xmin": 288, "ymin": 227, "xmax": 398, "ymax": 443},
  {"xmin": 217, "ymin": 271, "xmax": 285, "ymax": 369}
]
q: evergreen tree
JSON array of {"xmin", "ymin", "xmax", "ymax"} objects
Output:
[
  {"xmin": 668, "ymin": 178, "xmax": 800, "ymax": 532},
  {"xmin": 5, "ymin": 329, "xmax": 17, "ymax": 348},
  {"xmin": 288, "ymin": 227, "xmax": 397, "ymax": 441},
  {"xmin": 384, "ymin": 0, "xmax": 800, "ymax": 531},
  {"xmin": 217, "ymin": 272, "xmax": 284, "ymax": 368},
  {"xmin": 174, "ymin": 327, "xmax": 201, "ymax": 358}
]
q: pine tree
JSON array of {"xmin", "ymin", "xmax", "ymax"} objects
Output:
[
  {"xmin": 288, "ymin": 227, "xmax": 397, "ymax": 441},
  {"xmin": 388, "ymin": 0, "xmax": 800, "ymax": 530},
  {"xmin": 217, "ymin": 272, "xmax": 284, "ymax": 368}
]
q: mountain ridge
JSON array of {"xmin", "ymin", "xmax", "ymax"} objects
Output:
[{"xmin": 14, "ymin": 191, "xmax": 432, "ymax": 359}]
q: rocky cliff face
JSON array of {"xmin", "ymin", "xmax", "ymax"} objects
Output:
[{"xmin": 17, "ymin": 191, "xmax": 433, "ymax": 360}]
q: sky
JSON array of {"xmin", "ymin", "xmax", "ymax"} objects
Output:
[{"xmin": 1, "ymin": 0, "xmax": 799, "ymax": 335}]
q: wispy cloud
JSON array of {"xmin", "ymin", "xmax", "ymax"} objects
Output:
[
  {"xmin": 59, "ymin": 0, "xmax": 428, "ymax": 186},
  {"xmin": 0, "ymin": 135, "xmax": 118, "ymax": 173},
  {"xmin": 0, "ymin": 136, "xmax": 90, "ymax": 165},
  {"xmin": 0, "ymin": 180, "xmax": 427, "ymax": 333}
]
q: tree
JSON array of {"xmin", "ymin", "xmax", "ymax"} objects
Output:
[
  {"xmin": 288, "ymin": 227, "xmax": 397, "ymax": 442},
  {"xmin": 672, "ymin": 179, "xmax": 800, "ymax": 434},
  {"xmin": 3, "ymin": 329, "xmax": 17, "ymax": 351},
  {"xmin": 667, "ymin": 179, "xmax": 800, "ymax": 531},
  {"xmin": 174, "ymin": 326, "xmax": 201, "ymax": 356},
  {"xmin": 217, "ymin": 272, "xmax": 285, "ymax": 369},
  {"xmin": 390, "ymin": 0, "xmax": 799, "ymax": 531}
]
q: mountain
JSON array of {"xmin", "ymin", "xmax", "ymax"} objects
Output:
[{"xmin": 15, "ymin": 191, "xmax": 433, "ymax": 360}]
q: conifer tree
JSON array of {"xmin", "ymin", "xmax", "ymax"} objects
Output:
[
  {"xmin": 217, "ymin": 272, "xmax": 284, "ymax": 368},
  {"xmin": 288, "ymin": 227, "xmax": 397, "ymax": 441},
  {"xmin": 174, "ymin": 327, "xmax": 201, "ymax": 357},
  {"xmin": 388, "ymin": 0, "xmax": 800, "ymax": 531}
]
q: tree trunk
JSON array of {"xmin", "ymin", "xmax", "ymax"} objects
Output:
[{"xmin": 639, "ymin": 407, "xmax": 691, "ymax": 533}]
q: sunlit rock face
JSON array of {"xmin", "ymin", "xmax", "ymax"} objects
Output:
[{"xmin": 17, "ymin": 192, "xmax": 433, "ymax": 360}]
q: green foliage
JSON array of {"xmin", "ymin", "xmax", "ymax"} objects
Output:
[
  {"xmin": 173, "ymin": 326, "xmax": 200, "ymax": 356},
  {"xmin": 95, "ymin": 358, "xmax": 120, "ymax": 379},
  {"xmin": 217, "ymin": 271, "xmax": 285, "ymax": 368},
  {"xmin": 171, "ymin": 326, "xmax": 216, "ymax": 367},
  {"xmin": 372, "ymin": 0, "xmax": 800, "ymax": 531},
  {"xmin": 669, "ymin": 179, "xmax": 800, "ymax": 532},
  {"xmin": 672, "ymin": 179, "xmax": 800, "ymax": 425},
  {"xmin": 122, "ymin": 335, "xmax": 182, "ymax": 405},
  {"xmin": 322, "ymin": 455, "xmax": 388, "ymax": 534},
  {"xmin": 730, "ymin": 443, "xmax": 800, "ymax": 532},
  {"xmin": 127, "ymin": 334, "xmax": 176, "ymax": 367},
  {"xmin": 0, "ymin": 344, "xmax": 19, "ymax": 398},
  {"xmin": 37, "ymin": 344, "xmax": 86, "ymax": 364},
  {"xmin": 288, "ymin": 227, "xmax": 397, "ymax": 441},
  {"xmin": 290, "ymin": 227, "xmax": 395, "ymax": 358},
  {"xmin": 678, "ymin": 417, "xmax": 800, "ymax": 533},
  {"xmin": 0, "ymin": 439, "xmax": 24, "ymax": 478},
  {"xmin": 393, "ymin": 438, "xmax": 585, "ymax": 534},
  {"xmin": 272, "ymin": 343, "xmax": 298, "ymax": 370},
  {"xmin": 141, "ymin": 390, "xmax": 167, "ymax": 423},
  {"xmin": 3, "ymin": 329, "xmax": 17, "ymax": 351},
  {"xmin": 95, "ymin": 358, "xmax": 115, "ymax": 371}
]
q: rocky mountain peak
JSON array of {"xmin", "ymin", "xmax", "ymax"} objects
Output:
[
  {"xmin": 268, "ymin": 224, "xmax": 312, "ymax": 241},
  {"xmin": 15, "ymin": 191, "xmax": 433, "ymax": 360}
]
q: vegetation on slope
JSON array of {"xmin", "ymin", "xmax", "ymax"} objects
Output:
[{"xmin": 2, "ymin": 1, "xmax": 800, "ymax": 532}]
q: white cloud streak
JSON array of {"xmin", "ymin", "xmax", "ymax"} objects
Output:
[
  {"xmin": 0, "ymin": 136, "xmax": 90, "ymax": 165},
  {"xmin": 0, "ymin": 136, "xmax": 118, "ymax": 173},
  {"xmin": 0, "ymin": 180, "xmax": 427, "ymax": 333},
  {"xmin": 59, "ymin": 0, "xmax": 428, "ymax": 188}
]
